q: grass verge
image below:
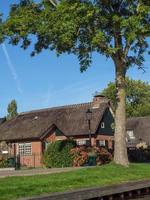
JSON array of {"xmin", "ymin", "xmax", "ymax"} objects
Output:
[{"xmin": 0, "ymin": 163, "xmax": 150, "ymax": 200}]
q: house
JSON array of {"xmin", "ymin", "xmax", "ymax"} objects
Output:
[
  {"xmin": 126, "ymin": 116, "xmax": 150, "ymax": 148},
  {"xmin": 0, "ymin": 118, "xmax": 6, "ymax": 125},
  {"xmin": 0, "ymin": 95, "xmax": 114, "ymax": 167}
]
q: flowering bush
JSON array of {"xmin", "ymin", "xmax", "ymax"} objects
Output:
[
  {"xmin": 96, "ymin": 147, "xmax": 112, "ymax": 165},
  {"xmin": 71, "ymin": 147, "xmax": 88, "ymax": 167},
  {"xmin": 136, "ymin": 142, "xmax": 148, "ymax": 150},
  {"xmin": 71, "ymin": 146, "xmax": 112, "ymax": 167}
]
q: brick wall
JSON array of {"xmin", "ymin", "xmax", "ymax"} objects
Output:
[
  {"xmin": 9, "ymin": 141, "xmax": 43, "ymax": 168},
  {"xmin": 96, "ymin": 135, "xmax": 114, "ymax": 149}
]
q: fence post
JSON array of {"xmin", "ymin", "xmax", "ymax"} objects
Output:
[{"xmin": 33, "ymin": 153, "xmax": 35, "ymax": 168}]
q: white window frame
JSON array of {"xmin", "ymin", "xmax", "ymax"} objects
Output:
[
  {"xmin": 77, "ymin": 140, "xmax": 87, "ymax": 146},
  {"xmin": 101, "ymin": 122, "xmax": 105, "ymax": 128},
  {"xmin": 18, "ymin": 143, "xmax": 32, "ymax": 156},
  {"xmin": 127, "ymin": 130, "xmax": 135, "ymax": 139},
  {"xmin": 99, "ymin": 140, "xmax": 105, "ymax": 147}
]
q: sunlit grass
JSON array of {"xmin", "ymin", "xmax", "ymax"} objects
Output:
[{"xmin": 0, "ymin": 163, "xmax": 150, "ymax": 200}]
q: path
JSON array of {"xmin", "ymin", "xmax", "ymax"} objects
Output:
[{"xmin": 0, "ymin": 166, "xmax": 83, "ymax": 178}]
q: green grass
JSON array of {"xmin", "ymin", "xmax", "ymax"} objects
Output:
[{"xmin": 0, "ymin": 163, "xmax": 150, "ymax": 200}]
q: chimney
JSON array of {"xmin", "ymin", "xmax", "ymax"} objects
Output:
[{"xmin": 92, "ymin": 94, "xmax": 109, "ymax": 108}]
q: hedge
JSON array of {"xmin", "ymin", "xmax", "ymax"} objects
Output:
[{"xmin": 43, "ymin": 139, "xmax": 76, "ymax": 168}]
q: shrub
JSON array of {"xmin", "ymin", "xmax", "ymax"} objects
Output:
[
  {"xmin": 96, "ymin": 147, "xmax": 112, "ymax": 165},
  {"xmin": 71, "ymin": 146, "xmax": 112, "ymax": 167},
  {"xmin": 71, "ymin": 146, "xmax": 88, "ymax": 167},
  {"xmin": 43, "ymin": 139, "xmax": 76, "ymax": 168},
  {"xmin": 0, "ymin": 156, "xmax": 9, "ymax": 168}
]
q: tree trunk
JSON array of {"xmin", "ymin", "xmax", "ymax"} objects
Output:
[{"xmin": 114, "ymin": 61, "xmax": 129, "ymax": 166}]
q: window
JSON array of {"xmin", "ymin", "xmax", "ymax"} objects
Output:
[
  {"xmin": 101, "ymin": 122, "xmax": 105, "ymax": 128},
  {"xmin": 99, "ymin": 140, "xmax": 105, "ymax": 147},
  {"xmin": 18, "ymin": 143, "xmax": 32, "ymax": 155},
  {"xmin": 127, "ymin": 130, "xmax": 135, "ymax": 139},
  {"xmin": 77, "ymin": 140, "xmax": 87, "ymax": 146}
]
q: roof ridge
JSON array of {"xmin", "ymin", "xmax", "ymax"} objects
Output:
[{"xmin": 19, "ymin": 102, "xmax": 92, "ymax": 116}]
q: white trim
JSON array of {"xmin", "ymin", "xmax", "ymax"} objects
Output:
[
  {"xmin": 77, "ymin": 140, "xmax": 88, "ymax": 145},
  {"xmin": 109, "ymin": 107, "xmax": 115, "ymax": 117},
  {"xmin": 99, "ymin": 140, "xmax": 106, "ymax": 147},
  {"xmin": 101, "ymin": 122, "xmax": 105, "ymax": 128},
  {"xmin": 18, "ymin": 143, "xmax": 32, "ymax": 156}
]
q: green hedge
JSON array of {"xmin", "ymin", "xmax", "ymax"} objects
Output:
[{"xmin": 43, "ymin": 140, "xmax": 76, "ymax": 168}]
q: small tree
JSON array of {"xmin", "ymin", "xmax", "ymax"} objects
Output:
[
  {"xmin": 7, "ymin": 100, "xmax": 18, "ymax": 120},
  {"xmin": 1, "ymin": 0, "xmax": 150, "ymax": 166}
]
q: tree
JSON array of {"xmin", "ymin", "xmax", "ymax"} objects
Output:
[
  {"xmin": 0, "ymin": 13, "xmax": 3, "ymax": 43},
  {"xmin": 102, "ymin": 78, "xmax": 150, "ymax": 117},
  {"xmin": 1, "ymin": 0, "xmax": 150, "ymax": 166},
  {"xmin": 7, "ymin": 100, "xmax": 18, "ymax": 120}
]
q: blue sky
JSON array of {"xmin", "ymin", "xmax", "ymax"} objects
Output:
[{"xmin": 0, "ymin": 1, "xmax": 150, "ymax": 117}]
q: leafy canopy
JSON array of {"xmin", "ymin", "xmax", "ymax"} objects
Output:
[
  {"xmin": 1, "ymin": 0, "xmax": 150, "ymax": 71},
  {"xmin": 102, "ymin": 78, "xmax": 150, "ymax": 117},
  {"xmin": 7, "ymin": 100, "xmax": 18, "ymax": 120}
]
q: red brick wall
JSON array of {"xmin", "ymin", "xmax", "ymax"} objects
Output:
[
  {"xmin": 96, "ymin": 135, "xmax": 114, "ymax": 149},
  {"xmin": 9, "ymin": 141, "xmax": 43, "ymax": 168}
]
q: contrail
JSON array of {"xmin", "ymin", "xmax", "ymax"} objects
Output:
[{"xmin": 1, "ymin": 43, "xmax": 22, "ymax": 94}]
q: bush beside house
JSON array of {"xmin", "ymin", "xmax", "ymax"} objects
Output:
[
  {"xmin": 0, "ymin": 155, "xmax": 9, "ymax": 168},
  {"xmin": 43, "ymin": 140, "xmax": 76, "ymax": 168},
  {"xmin": 71, "ymin": 146, "xmax": 112, "ymax": 167},
  {"xmin": 0, "ymin": 159, "xmax": 9, "ymax": 168},
  {"xmin": 44, "ymin": 140, "xmax": 112, "ymax": 168}
]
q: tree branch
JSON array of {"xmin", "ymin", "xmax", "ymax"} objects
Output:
[
  {"xmin": 124, "ymin": 41, "xmax": 130, "ymax": 58},
  {"xmin": 48, "ymin": 0, "xmax": 57, "ymax": 7}
]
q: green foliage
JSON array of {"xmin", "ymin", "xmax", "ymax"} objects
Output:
[
  {"xmin": 7, "ymin": 100, "xmax": 18, "ymax": 120},
  {"xmin": 0, "ymin": 159, "xmax": 8, "ymax": 168},
  {"xmin": 1, "ymin": 0, "xmax": 150, "ymax": 71},
  {"xmin": 0, "ymin": 13, "xmax": 3, "ymax": 43},
  {"xmin": 43, "ymin": 139, "xmax": 76, "ymax": 168},
  {"xmin": 102, "ymin": 78, "xmax": 150, "ymax": 117},
  {"xmin": 71, "ymin": 146, "xmax": 112, "ymax": 167}
]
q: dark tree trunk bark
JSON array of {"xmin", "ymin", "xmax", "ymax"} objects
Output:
[{"xmin": 114, "ymin": 60, "xmax": 129, "ymax": 166}]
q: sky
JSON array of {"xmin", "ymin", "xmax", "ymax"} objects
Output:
[{"xmin": 0, "ymin": 1, "xmax": 150, "ymax": 117}]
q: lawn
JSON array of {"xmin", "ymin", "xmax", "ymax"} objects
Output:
[{"xmin": 0, "ymin": 163, "xmax": 150, "ymax": 200}]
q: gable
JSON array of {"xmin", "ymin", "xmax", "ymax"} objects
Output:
[
  {"xmin": 96, "ymin": 108, "xmax": 114, "ymax": 136},
  {"xmin": 43, "ymin": 127, "xmax": 67, "ymax": 142}
]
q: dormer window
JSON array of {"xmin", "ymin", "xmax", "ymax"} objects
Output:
[
  {"xmin": 101, "ymin": 122, "xmax": 105, "ymax": 128},
  {"xmin": 127, "ymin": 130, "xmax": 135, "ymax": 139}
]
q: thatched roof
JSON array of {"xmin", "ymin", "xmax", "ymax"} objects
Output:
[
  {"xmin": 126, "ymin": 116, "xmax": 150, "ymax": 144},
  {"xmin": 0, "ymin": 101, "xmax": 110, "ymax": 142},
  {"xmin": 0, "ymin": 118, "xmax": 6, "ymax": 125}
]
